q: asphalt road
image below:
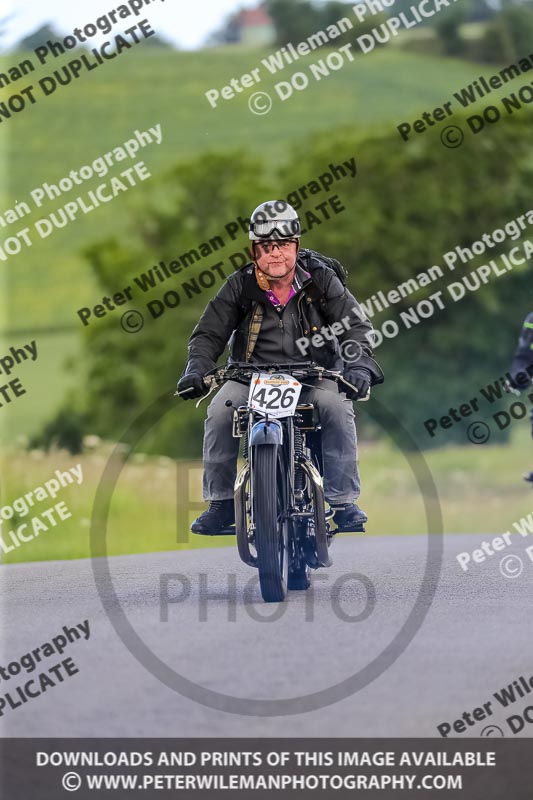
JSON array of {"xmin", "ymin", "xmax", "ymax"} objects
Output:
[{"xmin": 1, "ymin": 533, "xmax": 532, "ymax": 737}]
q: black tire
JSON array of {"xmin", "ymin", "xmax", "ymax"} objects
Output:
[{"xmin": 252, "ymin": 444, "xmax": 288, "ymax": 602}]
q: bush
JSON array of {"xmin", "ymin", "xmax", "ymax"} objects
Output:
[
  {"xmin": 478, "ymin": 6, "xmax": 533, "ymax": 63},
  {"xmin": 29, "ymin": 408, "xmax": 87, "ymax": 455}
]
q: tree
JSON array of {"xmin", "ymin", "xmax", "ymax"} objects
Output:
[
  {"xmin": 142, "ymin": 34, "xmax": 175, "ymax": 49},
  {"xmin": 281, "ymin": 116, "xmax": 532, "ymax": 447},
  {"xmin": 435, "ymin": 5, "xmax": 466, "ymax": 55},
  {"xmin": 266, "ymin": 0, "xmax": 392, "ymax": 50},
  {"xmin": 17, "ymin": 24, "xmax": 62, "ymax": 51},
  {"xmin": 77, "ymin": 151, "xmax": 271, "ymax": 458},
  {"xmin": 54, "ymin": 110, "xmax": 532, "ymax": 456},
  {"xmin": 479, "ymin": 4, "xmax": 533, "ymax": 63},
  {"xmin": 266, "ymin": 0, "xmax": 322, "ymax": 45},
  {"xmin": 205, "ymin": 11, "xmax": 241, "ymax": 46}
]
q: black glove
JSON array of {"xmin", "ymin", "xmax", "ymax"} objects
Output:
[
  {"xmin": 342, "ymin": 368, "xmax": 371, "ymax": 400},
  {"xmin": 176, "ymin": 373, "xmax": 207, "ymax": 399}
]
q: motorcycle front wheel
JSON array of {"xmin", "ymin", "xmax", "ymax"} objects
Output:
[{"xmin": 251, "ymin": 444, "xmax": 288, "ymax": 603}]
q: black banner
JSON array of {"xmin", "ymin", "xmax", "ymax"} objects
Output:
[{"xmin": 1, "ymin": 739, "xmax": 531, "ymax": 799}]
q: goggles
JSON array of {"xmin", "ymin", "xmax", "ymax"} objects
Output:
[{"xmin": 250, "ymin": 219, "xmax": 301, "ymax": 239}]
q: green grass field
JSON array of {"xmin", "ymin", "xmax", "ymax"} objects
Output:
[{"xmin": 1, "ymin": 427, "xmax": 532, "ymax": 564}]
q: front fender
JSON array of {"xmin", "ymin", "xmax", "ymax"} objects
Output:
[{"xmin": 249, "ymin": 418, "xmax": 283, "ymax": 447}]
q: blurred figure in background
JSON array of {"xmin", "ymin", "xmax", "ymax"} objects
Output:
[{"xmin": 509, "ymin": 311, "xmax": 533, "ymax": 483}]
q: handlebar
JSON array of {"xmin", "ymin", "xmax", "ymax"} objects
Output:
[
  {"xmin": 176, "ymin": 361, "xmax": 370, "ymax": 400},
  {"xmin": 207, "ymin": 361, "xmax": 342, "ymax": 386}
]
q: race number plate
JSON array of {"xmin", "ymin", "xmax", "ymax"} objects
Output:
[{"xmin": 248, "ymin": 373, "xmax": 302, "ymax": 419}]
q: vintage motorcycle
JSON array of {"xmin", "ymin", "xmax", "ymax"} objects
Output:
[{"xmin": 178, "ymin": 362, "xmax": 367, "ymax": 603}]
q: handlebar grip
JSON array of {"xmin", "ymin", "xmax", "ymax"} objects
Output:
[
  {"xmin": 174, "ymin": 375, "xmax": 214, "ymax": 397},
  {"xmin": 338, "ymin": 376, "xmax": 371, "ymax": 401}
]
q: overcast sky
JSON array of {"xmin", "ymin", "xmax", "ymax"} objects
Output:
[{"xmin": 1, "ymin": 0, "xmax": 256, "ymax": 50}]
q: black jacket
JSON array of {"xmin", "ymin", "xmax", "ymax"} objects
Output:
[{"xmin": 181, "ymin": 249, "xmax": 384, "ymax": 385}]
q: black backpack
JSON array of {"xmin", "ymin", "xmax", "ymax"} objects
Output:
[{"xmin": 300, "ymin": 248, "xmax": 348, "ymax": 287}]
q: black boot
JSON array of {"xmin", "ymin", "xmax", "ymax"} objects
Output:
[
  {"xmin": 524, "ymin": 471, "xmax": 533, "ymax": 484},
  {"xmin": 191, "ymin": 499, "xmax": 235, "ymax": 535},
  {"xmin": 332, "ymin": 503, "xmax": 367, "ymax": 531}
]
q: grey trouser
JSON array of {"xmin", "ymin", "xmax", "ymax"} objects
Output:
[{"xmin": 202, "ymin": 379, "xmax": 360, "ymax": 504}]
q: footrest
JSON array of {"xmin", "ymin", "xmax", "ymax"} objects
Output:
[{"xmin": 332, "ymin": 524, "xmax": 366, "ymax": 534}]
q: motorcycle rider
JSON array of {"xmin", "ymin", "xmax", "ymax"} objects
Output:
[
  {"xmin": 177, "ymin": 201, "xmax": 384, "ymax": 534},
  {"xmin": 509, "ymin": 310, "xmax": 533, "ymax": 482}
]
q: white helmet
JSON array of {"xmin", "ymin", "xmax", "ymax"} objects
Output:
[{"xmin": 249, "ymin": 200, "xmax": 301, "ymax": 241}]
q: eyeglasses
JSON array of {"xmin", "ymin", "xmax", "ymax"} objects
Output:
[{"xmin": 255, "ymin": 240, "xmax": 298, "ymax": 254}]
